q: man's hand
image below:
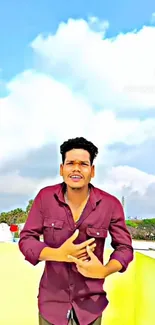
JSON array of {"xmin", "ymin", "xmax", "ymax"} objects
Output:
[
  {"xmin": 68, "ymin": 245, "xmax": 106, "ymax": 279},
  {"xmin": 56, "ymin": 229, "xmax": 96, "ymax": 262}
]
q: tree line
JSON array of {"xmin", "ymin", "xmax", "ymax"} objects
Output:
[{"xmin": 0, "ymin": 200, "xmax": 34, "ymax": 225}]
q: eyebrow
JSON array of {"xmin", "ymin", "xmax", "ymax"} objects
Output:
[{"xmin": 66, "ymin": 160, "xmax": 90, "ymax": 164}]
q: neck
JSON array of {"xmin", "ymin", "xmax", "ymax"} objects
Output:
[{"xmin": 65, "ymin": 185, "xmax": 90, "ymax": 206}]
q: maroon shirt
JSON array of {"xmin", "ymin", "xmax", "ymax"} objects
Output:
[{"xmin": 18, "ymin": 183, "xmax": 133, "ymax": 325}]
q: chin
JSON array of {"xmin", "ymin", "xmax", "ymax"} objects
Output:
[
  {"xmin": 68, "ymin": 182, "xmax": 84, "ymax": 190},
  {"xmin": 70, "ymin": 186, "xmax": 83, "ymax": 190}
]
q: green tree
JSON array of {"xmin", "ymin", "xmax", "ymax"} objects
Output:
[
  {"xmin": 0, "ymin": 212, "xmax": 8, "ymax": 223},
  {"xmin": 0, "ymin": 208, "xmax": 27, "ymax": 225},
  {"xmin": 26, "ymin": 199, "xmax": 34, "ymax": 214}
]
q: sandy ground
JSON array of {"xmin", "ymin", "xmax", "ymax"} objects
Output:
[{"xmin": 0, "ymin": 243, "xmax": 155, "ymax": 325}]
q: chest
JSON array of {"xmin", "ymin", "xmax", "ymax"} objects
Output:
[
  {"xmin": 42, "ymin": 200, "xmax": 112, "ymax": 250},
  {"xmin": 68, "ymin": 203, "xmax": 86, "ymax": 223}
]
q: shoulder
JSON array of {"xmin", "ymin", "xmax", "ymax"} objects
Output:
[
  {"xmin": 93, "ymin": 185, "xmax": 122, "ymax": 207},
  {"xmin": 36, "ymin": 183, "xmax": 62, "ymax": 198}
]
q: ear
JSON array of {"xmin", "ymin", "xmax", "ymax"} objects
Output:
[
  {"xmin": 91, "ymin": 165, "xmax": 95, "ymax": 178},
  {"xmin": 60, "ymin": 164, "xmax": 63, "ymax": 176}
]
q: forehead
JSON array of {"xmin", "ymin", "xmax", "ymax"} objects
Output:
[{"xmin": 65, "ymin": 149, "xmax": 90, "ymax": 162}]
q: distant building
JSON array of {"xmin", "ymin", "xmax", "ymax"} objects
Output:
[
  {"xmin": 122, "ymin": 196, "xmax": 125, "ymax": 208},
  {"xmin": 121, "ymin": 196, "xmax": 127, "ymax": 219},
  {"xmin": 0, "ymin": 222, "xmax": 13, "ymax": 242}
]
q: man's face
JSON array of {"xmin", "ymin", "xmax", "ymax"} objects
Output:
[{"xmin": 60, "ymin": 149, "xmax": 95, "ymax": 189}]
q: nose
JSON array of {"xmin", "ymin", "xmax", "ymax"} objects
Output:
[{"xmin": 73, "ymin": 163, "xmax": 81, "ymax": 171}]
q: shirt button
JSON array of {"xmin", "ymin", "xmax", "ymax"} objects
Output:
[{"xmin": 96, "ymin": 232, "xmax": 100, "ymax": 235}]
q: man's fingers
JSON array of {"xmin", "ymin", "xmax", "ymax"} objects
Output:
[
  {"xmin": 75, "ymin": 247, "xmax": 87, "ymax": 256},
  {"xmin": 80, "ymin": 256, "xmax": 90, "ymax": 262},
  {"xmin": 68, "ymin": 255, "xmax": 83, "ymax": 266},
  {"xmin": 89, "ymin": 243, "xmax": 96, "ymax": 250},
  {"xmin": 69, "ymin": 229, "xmax": 79, "ymax": 242},
  {"xmin": 75, "ymin": 243, "xmax": 96, "ymax": 256},
  {"xmin": 86, "ymin": 245, "xmax": 95, "ymax": 258},
  {"xmin": 77, "ymin": 247, "xmax": 94, "ymax": 259},
  {"xmin": 77, "ymin": 238, "xmax": 95, "ymax": 250},
  {"xmin": 76, "ymin": 252, "xmax": 87, "ymax": 258}
]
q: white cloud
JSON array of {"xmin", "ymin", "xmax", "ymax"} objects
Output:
[
  {"xmin": 0, "ymin": 171, "xmax": 38, "ymax": 195},
  {"xmin": 31, "ymin": 18, "xmax": 155, "ymax": 110},
  {"xmin": 95, "ymin": 166, "xmax": 155, "ymax": 218},
  {"xmin": 1, "ymin": 70, "xmax": 155, "ymax": 163},
  {"xmin": 102, "ymin": 166, "xmax": 155, "ymax": 196},
  {"xmin": 0, "ymin": 71, "xmax": 92, "ymax": 161},
  {"xmin": 0, "ymin": 170, "xmax": 62, "ymax": 196},
  {"xmin": 88, "ymin": 16, "xmax": 110, "ymax": 35},
  {"xmin": 1, "ymin": 16, "xmax": 155, "ymax": 216}
]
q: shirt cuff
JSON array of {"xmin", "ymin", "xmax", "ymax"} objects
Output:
[
  {"xmin": 109, "ymin": 251, "xmax": 128, "ymax": 273},
  {"xmin": 24, "ymin": 242, "xmax": 49, "ymax": 266}
]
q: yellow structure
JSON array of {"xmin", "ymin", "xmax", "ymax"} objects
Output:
[{"xmin": 0, "ymin": 243, "xmax": 154, "ymax": 325}]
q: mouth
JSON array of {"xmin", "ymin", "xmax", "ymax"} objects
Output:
[{"xmin": 69, "ymin": 174, "xmax": 83, "ymax": 182}]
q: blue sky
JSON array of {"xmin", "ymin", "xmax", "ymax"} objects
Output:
[
  {"xmin": 1, "ymin": 1, "xmax": 155, "ymax": 217},
  {"xmin": 0, "ymin": 0, "xmax": 155, "ymax": 81}
]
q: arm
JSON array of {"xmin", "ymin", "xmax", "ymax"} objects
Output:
[
  {"xmin": 18, "ymin": 190, "xmax": 51, "ymax": 266},
  {"xmin": 107, "ymin": 198, "xmax": 134, "ymax": 273}
]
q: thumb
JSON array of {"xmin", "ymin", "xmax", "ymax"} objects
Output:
[{"xmin": 70, "ymin": 229, "xmax": 79, "ymax": 242}]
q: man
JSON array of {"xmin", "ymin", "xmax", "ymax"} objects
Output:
[
  {"xmin": 10, "ymin": 222, "xmax": 19, "ymax": 242},
  {"xmin": 18, "ymin": 137, "xmax": 134, "ymax": 325}
]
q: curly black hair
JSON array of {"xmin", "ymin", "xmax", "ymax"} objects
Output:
[{"xmin": 60, "ymin": 137, "xmax": 98, "ymax": 165}]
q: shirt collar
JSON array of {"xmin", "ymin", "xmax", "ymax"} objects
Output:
[{"xmin": 54, "ymin": 182, "xmax": 102, "ymax": 208}]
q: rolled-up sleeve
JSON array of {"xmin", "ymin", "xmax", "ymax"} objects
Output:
[
  {"xmin": 108, "ymin": 198, "xmax": 134, "ymax": 272},
  {"xmin": 18, "ymin": 190, "xmax": 49, "ymax": 266}
]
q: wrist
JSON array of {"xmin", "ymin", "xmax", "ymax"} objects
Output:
[
  {"xmin": 39, "ymin": 247, "xmax": 62, "ymax": 262},
  {"xmin": 50, "ymin": 247, "xmax": 63, "ymax": 262},
  {"xmin": 100, "ymin": 265, "xmax": 108, "ymax": 279},
  {"xmin": 101, "ymin": 259, "xmax": 123, "ymax": 278}
]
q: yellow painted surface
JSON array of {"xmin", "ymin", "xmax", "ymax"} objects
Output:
[{"xmin": 0, "ymin": 243, "xmax": 155, "ymax": 325}]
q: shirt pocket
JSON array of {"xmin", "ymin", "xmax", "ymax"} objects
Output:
[
  {"xmin": 86, "ymin": 226, "xmax": 108, "ymax": 239},
  {"xmin": 86, "ymin": 226, "xmax": 108, "ymax": 260},
  {"xmin": 43, "ymin": 218, "xmax": 64, "ymax": 247}
]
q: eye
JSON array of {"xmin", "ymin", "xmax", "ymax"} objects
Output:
[{"xmin": 82, "ymin": 162, "xmax": 89, "ymax": 166}]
